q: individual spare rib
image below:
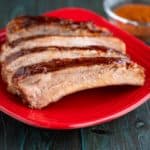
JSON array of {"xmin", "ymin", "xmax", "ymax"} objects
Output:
[
  {"xmin": 12, "ymin": 57, "xmax": 145, "ymax": 108},
  {"xmin": 1, "ymin": 46, "xmax": 127, "ymax": 94},
  {"xmin": 0, "ymin": 36, "xmax": 126, "ymax": 62},
  {"xmin": 6, "ymin": 16, "xmax": 111, "ymax": 42}
]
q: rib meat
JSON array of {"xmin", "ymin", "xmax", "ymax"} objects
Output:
[
  {"xmin": 0, "ymin": 15, "xmax": 145, "ymax": 109},
  {"xmin": 12, "ymin": 57, "xmax": 145, "ymax": 108},
  {"xmin": 0, "ymin": 36, "xmax": 126, "ymax": 62},
  {"xmin": 1, "ymin": 46, "xmax": 127, "ymax": 94},
  {"xmin": 6, "ymin": 16, "xmax": 111, "ymax": 42}
]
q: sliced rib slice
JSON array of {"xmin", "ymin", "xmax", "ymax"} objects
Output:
[
  {"xmin": 12, "ymin": 57, "xmax": 145, "ymax": 109},
  {"xmin": 1, "ymin": 46, "xmax": 127, "ymax": 94},
  {"xmin": 7, "ymin": 16, "xmax": 111, "ymax": 42},
  {"xmin": 0, "ymin": 36, "xmax": 126, "ymax": 62},
  {"xmin": 4, "ymin": 46, "xmax": 127, "ymax": 68}
]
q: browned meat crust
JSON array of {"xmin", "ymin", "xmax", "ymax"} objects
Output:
[{"xmin": 7, "ymin": 16, "xmax": 111, "ymax": 42}]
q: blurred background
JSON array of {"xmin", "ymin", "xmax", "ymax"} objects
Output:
[{"xmin": 0, "ymin": 0, "xmax": 105, "ymax": 28}]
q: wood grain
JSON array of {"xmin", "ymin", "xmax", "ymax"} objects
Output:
[
  {"xmin": 1, "ymin": 101, "xmax": 150, "ymax": 150},
  {"xmin": 80, "ymin": 101, "xmax": 150, "ymax": 150},
  {"xmin": 0, "ymin": 0, "xmax": 105, "ymax": 28},
  {"xmin": 0, "ymin": 113, "xmax": 81, "ymax": 150},
  {"xmin": 0, "ymin": 0, "xmax": 150, "ymax": 149}
]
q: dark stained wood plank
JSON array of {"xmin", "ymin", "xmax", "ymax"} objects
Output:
[
  {"xmin": 0, "ymin": 0, "xmax": 104, "ymax": 28},
  {"xmin": 1, "ymin": 101, "xmax": 149, "ymax": 150},
  {"xmin": 0, "ymin": 0, "xmax": 38, "ymax": 28},
  {"xmin": 81, "ymin": 101, "xmax": 150, "ymax": 150},
  {"xmin": 36, "ymin": 0, "xmax": 104, "ymax": 15},
  {"xmin": 0, "ymin": 112, "xmax": 81, "ymax": 150}
]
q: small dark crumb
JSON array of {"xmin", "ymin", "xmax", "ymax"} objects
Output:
[{"xmin": 91, "ymin": 128, "xmax": 112, "ymax": 135}]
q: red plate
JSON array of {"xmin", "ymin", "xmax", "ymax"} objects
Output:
[{"xmin": 0, "ymin": 8, "xmax": 150, "ymax": 129}]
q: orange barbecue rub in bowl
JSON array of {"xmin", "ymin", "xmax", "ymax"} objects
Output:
[
  {"xmin": 113, "ymin": 4, "xmax": 150, "ymax": 42},
  {"xmin": 114, "ymin": 4, "xmax": 150, "ymax": 23}
]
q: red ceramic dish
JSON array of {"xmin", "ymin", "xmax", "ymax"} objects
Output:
[{"xmin": 0, "ymin": 8, "xmax": 150, "ymax": 129}]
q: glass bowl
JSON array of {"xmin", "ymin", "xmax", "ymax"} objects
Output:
[{"xmin": 103, "ymin": 0, "xmax": 150, "ymax": 42}]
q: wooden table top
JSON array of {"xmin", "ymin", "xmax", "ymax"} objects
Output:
[{"xmin": 0, "ymin": 0, "xmax": 150, "ymax": 150}]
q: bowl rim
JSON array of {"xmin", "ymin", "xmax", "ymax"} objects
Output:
[{"xmin": 103, "ymin": 0, "xmax": 150, "ymax": 27}]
